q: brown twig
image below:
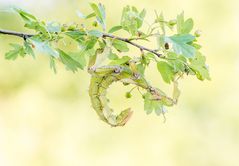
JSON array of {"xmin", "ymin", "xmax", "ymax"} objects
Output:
[
  {"xmin": 0, "ymin": 29, "xmax": 162, "ymax": 57},
  {"xmin": 102, "ymin": 33, "xmax": 162, "ymax": 57},
  {"xmin": 0, "ymin": 29, "xmax": 34, "ymax": 40}
]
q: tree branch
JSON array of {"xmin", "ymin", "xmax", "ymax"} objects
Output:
[
  {"xmin": 0, "ymin": 29, "xmax": 162, "ymax": 57},
  {"xmin": 0, "ymin": 29, "xmax": 34, "ymax": 40},
  {"xmin": 102, "ymin": 33, "xmax": 162, "ymax": 57}
]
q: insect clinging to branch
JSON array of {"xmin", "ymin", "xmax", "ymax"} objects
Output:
[{"xmin": 88, "ymin": 64, "xmax": 176, "ymax": 127}]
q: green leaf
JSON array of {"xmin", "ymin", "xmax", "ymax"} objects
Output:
[
  {"xmin": 46, "ymin": 22, "xmax": 61, "ymax": 33},
  {"xmin": 177, "ymin": 12, "xmax": 194, "ymax": 34},
  {"xmin": 157, "ymin": 61, "xmax": 175, "ymax": 84},
  {"xmin": 68, "ymin": 51, "xmax": 87, "ymax": 69},
  {"xmin": 15, "ymin": 8, "xmax": 37, "ymax": 23},
  {"xmin": 90, "ymin": 3, "xmax": 106, "ymax": 30},
  {"xmin": 30, "ymin": 39, "xmax": 59, "ymax": 58},
  {"xmin": 144, "ymin": 92, "xmax": 164, "ymax": 115},
  {"xmin": 88, "ymin": 51, "xmax": 97, "ymax": 68},
  {"xmin": 166, "ymin": 52, "xmax": 186, "ymax": 73},
  {"xmin": 57, "ymin": 49, "xmax": 84, "ymax": 72},
  {"xmin": 120, "ymin": 6, "xmax": 145, "ymax": 36},
  {"xmin": 191, "ymin": 43, "xmax": 202, "ymax": 50},
  {"xmin": 50, "ymin": 57, "xmax": 57, "ymax": 73},
  {"xmin": 156, "ymin": 34, "xmax": 166, "ymax": 50},
  {"xmin": 5, "ymin": 42, "xmax": 35, "ymax": 60},
  {"xmin": 98, "ymin": 3, "xmax": 106, "ymax": 20},
  {"xmin": 109, "ymin": 56, "xmax": 131, "ymax": 65},
  {"xmin": 85, "ymin": 36, "xmax": 98, "ymax": 50},
  {"xmin": 136, "ymin": 63, "xmax": 146, "ymax": 75},
  {"xmin": 137, "ymin": 9, "xmax": 146, "ymax": 28},
  {"xmin": 182, "ymin": 18, "xmax": 194, "ymax": 34},
  {"xmin": 177, "ymin": 12, "xmax": 184, "ymax": 34},
  {"xmin": 159, "ymin": 12, "xmax": 166, "ymax": 34},
  {"xmin": 88, "ymin": 30, "xmax": 103, "ymax": 37},
  {"xmin": 85, "ymin": 13, "xmax": 96, "ymax": 19},
  {"xmin": 90, "ymin": 3, "xmax": 102, "ymax": 19},
  {"xmin": 173, "ymin": 81, "xmax": 180, "ymax": 101},
  {"xmin": 108, "ymin": 52, "xmax": 119, "ymax": 60},
  {"xmin": 108, "ymin": 26, "xmax": 122, "ymax": 33},
  {"xmin": 145, "ymin": 52, "xmax": 155, "ymax": 60},
  {"xmin": 94, "ymin": 48, "xmax": 111, "ymax": 67},
  {"xmin": 65, "ymin": 30, "xmax": 86, "ymax": 42},
  {"xmin": 15, "ymin": 8, "xmax": 50, "ymax": 35},
  {"xmin": 5, "ymin": 44, "xmax": 25, "ymax": 60},
  {"xmin": 112, "ymin": 39, "xmax": 129, "ymax": 52},
  {"xmin": 189, "ymin": 53, "xmax": 211, "ymax": 80},
  {"xmin": 24, "ymin": 21, "xmax": 48, "ymax": 35},
  {"xmin": 144, "ymin": 93, "xmax": 155, "ymax": 114},
  {"xmin": 24, "ymin": 41, "xmax": 35, "ymax": 58},
  {"xmin": 165, "ymin": 34, "xmax": 196, "ymax": 58},
  {"xmin": 139, "ymin": 9, "xmax": 146, "ymax": 19}
]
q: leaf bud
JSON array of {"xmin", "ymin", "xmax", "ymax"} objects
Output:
[
  {"xmin": 168, "ymin": 19, "xmax": 177, "ymax": 26},
  {"xmin": 123, "ymin": 82, "xmax": 130, "ymax": 86},
  {"xmin": 92, "ymin": 21, "xmax": 98, "ymax": 27},
  {"xmin": 61, "ymin": 26, "xmax": 67, "ymax": 32},
  {"xmin": 125, "ymin": 92, "xmax": 132, "ymax": 98},
  {"xmin": 194, "ymin": 30, "xmax": 202, "ymax": 37},
  {"xmin": 68, "ymin": 24, "xmax": 77, "ymax": 31},
  {"xmin": 142, "ymin": 94, "xmax": 146, "ymax": 99}
]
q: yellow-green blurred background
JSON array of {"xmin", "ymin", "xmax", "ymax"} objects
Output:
[{"xmin": 0, "ymin": 0, "xmax": 239, "ymax": 166}]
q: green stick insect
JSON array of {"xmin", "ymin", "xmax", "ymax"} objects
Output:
[{"xmin": 88, "ymin": 62, "xmax": 176, "ymax": 127}]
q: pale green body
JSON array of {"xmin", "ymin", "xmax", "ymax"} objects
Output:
[{"xmin": 88, "ymin": 65, "xmax": 175, "ymax": 127}]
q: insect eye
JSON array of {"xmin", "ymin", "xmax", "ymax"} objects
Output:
[
  {"xmin": 114, "ymin": 66, "xmax": 122, "ymax": 73},
  {"xmin": 114, "ymin": 68, "xmax": 121, "ymax": 73},
  {"xmin": 149, "ymin": 86, "xmax": 154, "ymax": 92}
]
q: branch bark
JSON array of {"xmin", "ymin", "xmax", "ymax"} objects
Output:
[
  {"xmin": 102, "ymin": 33, "xmax": 162, "ymax": 57},
  {"xmin": 0, "ymin": 29, "xmax": 34, "ymax": 40},
  {"xmin": 0, "ymin": 29, "xmax": 162, "ymax": 57}
]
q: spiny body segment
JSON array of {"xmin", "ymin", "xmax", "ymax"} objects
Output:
[{"xmin": 88, "ymin": 65, "xmax": 175, "ymax": 127}]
